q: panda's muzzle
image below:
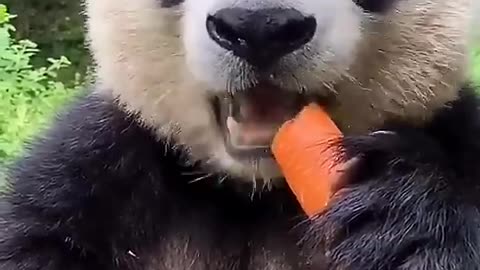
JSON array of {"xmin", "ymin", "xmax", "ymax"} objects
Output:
[
  {"xmin": 214, "ymin": 83, "xmax": 329, "ymax": 159},
  {"xmin": 206, "ymin": 7, "xmax": 316, "ymax": 69}
]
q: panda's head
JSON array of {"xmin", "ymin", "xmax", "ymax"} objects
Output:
[{"xmin": 85, "ymin": 0, "xmax": 475, "ymax": 182}]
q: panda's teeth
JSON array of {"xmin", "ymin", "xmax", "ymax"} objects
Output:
[
  {"xmin": 217, "ymin": 82, "xmax": 334, "ymax": 158},
  {"xmin": 226, "ymin": 116, "xmax": 277, "ymax": 147}
]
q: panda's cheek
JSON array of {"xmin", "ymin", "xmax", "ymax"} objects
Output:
[
  {"xmin": 324, "ymin": 16, "xmax": 362, "ymax": 61},
  {"xmin": 301, "ymin": 0, "xmax": 363, "ymax": 65},
  {"xmin": 183, "ymin": 25, "xmax": 233, "ymax": 90},
  {"xmin": 183, "ymin": 1, "xmax": 224, "ymax": 77}
]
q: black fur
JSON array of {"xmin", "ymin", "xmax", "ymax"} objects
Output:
[
  {"xmin": 1, "ymin": 85, "xmax": 480, "ymax": 269},
  {"xmin": 159, "ymin": 0, "xmax": 184, "ymax": 8},
  {"xmin": 353, "ymin": 0, "xmax": 398, "ymax": 13}
]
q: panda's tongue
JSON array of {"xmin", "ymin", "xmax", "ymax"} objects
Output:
[{"xmin": 225, "ymin": 86, "xmax": 303, "ymax": 149}]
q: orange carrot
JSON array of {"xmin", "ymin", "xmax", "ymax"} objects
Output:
[{"xmin": 271, "ymin": 104, "xmax": 345, "ymax": 217}]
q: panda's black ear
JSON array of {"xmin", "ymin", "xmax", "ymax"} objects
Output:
[
  {"xmin": 353, "ymin": 0, "xmax": 397, "ymax": 13},
  {"xmin": 160, "ymin": 0, "xmax": 184, "ymax": 8}
]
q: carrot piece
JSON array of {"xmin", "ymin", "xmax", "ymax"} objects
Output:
[{"xmin": 271, "ymin": 104, "xmax": 344, "ymax": 217}]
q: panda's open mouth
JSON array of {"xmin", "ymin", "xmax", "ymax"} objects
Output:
[{"xmin": 213, "ymin": 83, "xmax": 329, "ymax": 159}]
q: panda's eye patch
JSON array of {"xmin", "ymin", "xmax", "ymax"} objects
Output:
[
  {"xmin": 160, "ymin": 0, "xmax": 184, "ymax": 8},
  {"xmin": 353, "ymin": 0, "xmax": 396, "ymax": 13}
]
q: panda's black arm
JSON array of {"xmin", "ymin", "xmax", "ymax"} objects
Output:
[
  {"xmin": 0, "ymin": 94, "xmax": 179, "ymax": 269},
  {"xmin": 304, "ymin": 85, "xmax": 480, "ymax": 269}
]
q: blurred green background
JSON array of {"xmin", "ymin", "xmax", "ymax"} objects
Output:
[{"xmin": 0, "ymin": 1, "xmax": 479, "ymax": 181}]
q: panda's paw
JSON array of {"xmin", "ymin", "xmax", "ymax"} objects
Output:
[{"xmin": 301, "ymin": 129, "xmax": 480, "ymax": 269}]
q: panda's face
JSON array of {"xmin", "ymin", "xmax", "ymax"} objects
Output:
[
  {"xmin": 86, "ymin": 0, "xmax": 473, "ymax": 182},
  {"xmin": 183, "ymin": 0, "xmax": 361, "ymax": 159}
]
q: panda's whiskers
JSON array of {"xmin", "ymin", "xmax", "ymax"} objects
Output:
[
  {"xmin": 188, "ymin": 173, "xmax": 214, "ymax": 184},
  {"xmin": 153, "ymin": 88, "xmax": 173, "ymax": 106},
  {"xmin": 225, "ymin": 54, "xmax": 257, "ymax": 92},
  {"xmin": 218, "ymin": 174, "xmax": 229, "ymax": 185},
  {"xmin": 250, "ymin": 158, "xmax": 260, "ymax": 198},
  {"xmin": 289, "ymin": 72, "xmax": 305, "ymax": 93},
  {"xmin": 261, "ymin": 178, "xmax": 272, "ymax": 193},
  {"xmin": 322, "ymin": 81, "xmax": 337, "ymax": 95}
]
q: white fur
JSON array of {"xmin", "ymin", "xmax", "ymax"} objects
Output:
[
  {"xmin": 85, "ymin": 0, "xmax": 475, "ymax": 182},
  {"xmin": 183, "ymin": 0, "xmax": 362, "ymax": 92}
]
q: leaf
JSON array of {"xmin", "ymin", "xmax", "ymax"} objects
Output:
[{"xmin": 0, "ymin": 5, "xmax": 78, "ymax": 165}]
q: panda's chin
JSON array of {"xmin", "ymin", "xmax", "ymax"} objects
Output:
[{"xmin": 212, "ymin": 82, "xmax": 329, "ymax": 160}]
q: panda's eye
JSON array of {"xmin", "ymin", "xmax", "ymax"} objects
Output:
[{"xmin": 353, "ymin": 0, "xmax": 396, "ymax": 13}]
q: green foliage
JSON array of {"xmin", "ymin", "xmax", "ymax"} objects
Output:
[
  {"xmin": 1, "ymin": 0, "xmax": 89, "ymax": 84},
  {"xmin": 0, "ymin": 4, "xmax": 81, "ymax": 164}
]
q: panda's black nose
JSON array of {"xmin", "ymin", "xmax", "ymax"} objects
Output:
[{"xmin": 206, "ymin": 8, "xmax": 317, "ymax": 68}]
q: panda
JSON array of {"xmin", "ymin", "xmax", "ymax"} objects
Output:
[{"xmin": 1, "ymin": 0, "xmax": 479, "ymax": 269}]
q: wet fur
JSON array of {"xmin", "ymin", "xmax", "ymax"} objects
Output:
[{"xmin": 1, "ymin": 0, "xmax": 480, "ymax": 269}]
